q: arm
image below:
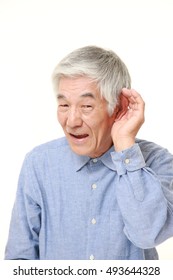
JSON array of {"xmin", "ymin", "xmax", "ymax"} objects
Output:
[
  {"xmin": 111, "ymin": 89, "xmax": 173, "ymax": 248},
  {"xmin": 5, "ymin": 155, "xmax": 41, "ymax": 260}
]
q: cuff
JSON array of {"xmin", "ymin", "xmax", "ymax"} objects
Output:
[{"xmin": 111, "ymin": 143, "xmax": 146, "ymax": 175}]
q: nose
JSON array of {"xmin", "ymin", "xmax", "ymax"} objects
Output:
[{"xmin": 66, "ymin": 107, "xmax": 83, "ymax": 128}]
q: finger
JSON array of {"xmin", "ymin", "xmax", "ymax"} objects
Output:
[
  {"xmin": 122, "ymin": 88, "xmax": 141, "ymax": 100},
  {"xmin": 122, "ymin": 88, "xmax": 144, "ymax": 108},
  {"xmin": 131, "ymin": 90, "xmax": 145, "ymax": 113}
]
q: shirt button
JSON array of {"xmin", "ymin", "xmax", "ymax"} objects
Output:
[
  {"xmin": 91, "ymin": 218, "xmax": 96, "ymax": 225},
  {"xmin": 92, "ymin": 183, "xmax": 97, "ymax": 190},
  {"xmin": 124, "ymin": 158, "xmax": 130, "ymax": 164},
  {"xmin": 92, "ymin": 158, "xmax": 98, "ymax": 163},
  {"xmin": 90, "ymin": 254, "xmax": 95, "ymax": 260}
]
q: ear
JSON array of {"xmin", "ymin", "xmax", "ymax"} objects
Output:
[{"xmin": 114, "ymin": 93, "xmax": 129, "ymax": 120}]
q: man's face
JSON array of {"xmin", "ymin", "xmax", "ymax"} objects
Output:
[{"xmin": 57, "ymin": 77, "xmax": 115, "ymax": 158}]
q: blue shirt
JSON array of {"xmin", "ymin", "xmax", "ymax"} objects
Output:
[{"xmin": 5, "ymin": 137, "xmax": 173, "ymax": 260}]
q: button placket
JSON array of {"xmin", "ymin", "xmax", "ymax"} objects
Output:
[{"xmin": 86, "ymin": 159, "xmax": 100, "ymax": 262}]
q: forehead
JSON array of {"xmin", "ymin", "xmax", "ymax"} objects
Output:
[{"xmin": 58, "ymin": 76, "xmax": 101, "ymax": 99}]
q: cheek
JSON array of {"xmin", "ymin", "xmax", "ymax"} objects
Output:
[
  {"xmin": 90, "ymin": 117, "xmax": 114, "ymax": 139},
  {"xmin": 82, "ymin": 115, "xmax": 99, "ymax": 131},
  {"xmin": 83, "ymin": 116, "xmax": 110, "ymax": 140},
  {"xmin": 57, "ymin": 112, "xmax": 66, "ymax": 127}
]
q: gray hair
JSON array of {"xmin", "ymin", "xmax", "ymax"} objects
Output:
[{"xmin": 52, "ymin": 45, "xmax": 131, "ymax": 115}]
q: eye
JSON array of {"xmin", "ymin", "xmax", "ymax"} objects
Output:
[
  {"xmin": 60, "ymin": 104, "xmax": 69, "ymax": 107},
  {"xmin": 82, "ymin": 105, "xmax": 93, "ymax": 112},
  {"xmin": 58, "ymin": 104, "xmax": 69, "ymax": 112}
]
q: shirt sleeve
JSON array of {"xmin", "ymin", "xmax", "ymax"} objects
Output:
[
  {"xmin": 5, "ymin": 154, "xmax": 41, "ymax": 260},
  {"xmin": 111, "ymin": 143, "xmax": 173, "ymax": 249}
]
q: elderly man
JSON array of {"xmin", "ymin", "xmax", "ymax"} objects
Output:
[{"xmin": 5, "ymin": 46, "xmax": 173, "ymax": 260}]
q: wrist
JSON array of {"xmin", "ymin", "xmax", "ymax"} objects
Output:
[{"xmin": 113, "ymin": 138, "xmax": 135, "ymax": 152}]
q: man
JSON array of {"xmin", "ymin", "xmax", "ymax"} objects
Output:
[{"xmin": 5, "ymin": 46, "xmax": 173, "ymax": 260}]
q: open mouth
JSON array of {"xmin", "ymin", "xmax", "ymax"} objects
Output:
[{"xmin": 70, "ymin": 133, "xmax": 89, "ymax": 140}]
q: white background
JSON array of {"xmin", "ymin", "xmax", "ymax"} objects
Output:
[{"xmin": 0, "ymin": 0, "xmax": 173, "ymax": 260}]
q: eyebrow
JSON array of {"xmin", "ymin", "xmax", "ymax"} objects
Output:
[
  {"xmin": 80, "ymin": 93, "xmax": 96, "ymax": 99},
  {"xmin": 57, "ymin": 92, "xmax": 96, "ymax": 100},
  {"xmin": 56, "ymin": 94, "xmax": 66, "ymax": 100}
]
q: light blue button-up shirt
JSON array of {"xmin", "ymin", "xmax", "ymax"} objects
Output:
[{"xmin": 5, "ymin": 137, "xmax": 173, "ymax": 260}]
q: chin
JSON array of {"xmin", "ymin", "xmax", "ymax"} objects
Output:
[
  {"xmin": 68, "ymin": 144, "xmax": 91, "ymax": 157},
  {"xmin": 71, "ymin": 147, "xmax": 90, "ymax": 156}
]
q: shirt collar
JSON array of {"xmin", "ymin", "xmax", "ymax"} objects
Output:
[
  {"xmin": 73, "ymin": 153, "xmax": 90, "ymax": 171},
  {"xmin": 72, "ymin": 145, "xmax": 117, "ymax": 172}
]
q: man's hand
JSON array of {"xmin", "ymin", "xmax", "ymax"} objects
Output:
[{"xmin": 111, "ymin": 88, "xmax": 145, "ymax": 152}]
